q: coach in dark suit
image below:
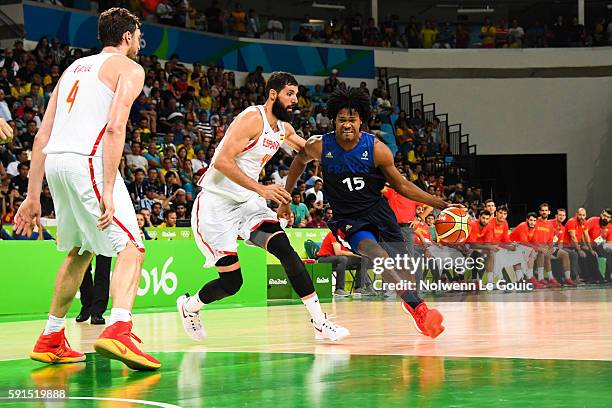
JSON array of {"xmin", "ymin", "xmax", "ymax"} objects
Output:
[{"xmin": 76, "ymin": 255, "xmax": 112, "ymax": 324}]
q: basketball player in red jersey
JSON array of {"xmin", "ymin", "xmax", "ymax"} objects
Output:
[
  {"xmin": 14, "ymin": 8, "xmax": 160, "ymax": 370},
  {"xmin": 465, "ymin": 209, "xmax": 497, "ymax": 284},
  {"xmin": 487, "ymin": 205, "xmax": 536, "ymax": 285},
  {"xmin": 549, "ymin": 208, "xmax": 578, "ymax": 286},
  {"xmin": 533, "ymin": 203, "xmax": 562, "ymax": 287},
  {"xmin": 586, "ymin": 208, "xmax": 612, "ymax": 282},
  {"xmin": 509, "ymin": 212, "xmax": 545, "ymax": 288}
]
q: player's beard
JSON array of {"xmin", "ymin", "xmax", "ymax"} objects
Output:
[
  {"xmin": 272, "ymin": 98, "xmax": 293, "ymax": 122},
  {"xmin": 601, "ymin": 218, "xmax": 610, "ymax": 226}
]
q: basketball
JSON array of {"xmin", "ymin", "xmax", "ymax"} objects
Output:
[{"xmin": 435, "ymin": 207, "xmax": 470, "ymax": 243}]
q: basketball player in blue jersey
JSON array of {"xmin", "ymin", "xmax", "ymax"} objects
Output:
[{"xmin": 280, "ymin": 88, "xmax": 455, "ymax": 338}]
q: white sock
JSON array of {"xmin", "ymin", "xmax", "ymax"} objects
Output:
[
  {"xmin": 486, "ymin": 272, "xmax": 494, "ymax": 284},
  {"xmin": 515, "ymin": 269, "xmax": 524, "ymax": 281},
  {"xmin": 537, "ymin": 267, "xmax": 544, "ymax": 280},
  {"xmin": 564, "ymin": 270, "xmax": 571, "ymax": 279},
  {"xmin": 303, "ymin": 294, "xmax": 326, "ymax": 326},
  {"xmin": 185, "ymin": 294, "xmax": 204, "ymax": 313},
  {"xmin": 109, "ymin": 308, "xmax": 131, "ymax": 325},
  {"xmin": 547, "ymin": 270, "xmax": 554, "ymax": 279},
  {"xmin": 525, "ymin": 269, "xmax": 534, "ymax": 279},
  {"xmin": 43, "ymin": 314, "xmax": 65, "ymax": 335}
]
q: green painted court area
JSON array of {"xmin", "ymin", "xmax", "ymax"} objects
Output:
[{"xmin": 1, "ymin": 352, "xmax": 610, "ymax": 407}]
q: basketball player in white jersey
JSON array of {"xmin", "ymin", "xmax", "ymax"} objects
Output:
[
  {"xmin": 14, "ymin": 8, "xmax": 160, "ymax": 370},
  {"xmin": 177, "ymin": 72, "xmax": 349, "ymax": 342}
]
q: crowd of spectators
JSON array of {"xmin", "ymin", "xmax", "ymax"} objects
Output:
[
  {"xmin": 42, "ymin": 1, "xmax": 612, "ymax": 49},
  {"xmin": 0, "ymin": 36, "xmax": 473, "ymax": 240}
]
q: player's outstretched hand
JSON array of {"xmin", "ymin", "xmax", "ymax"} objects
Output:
[
  {"xmin": 260, "ymin": 184, "xmax": 291, "ymax": 206},
  {"xmin": 14, "ymin": 197, "xmax": 41, "ymax": 236},
  {"xmin": 98, "ymin": 191, "xmax": 115, "ymax": 231},
  {"xmin": 0, "ymin": 119, "xmax": 13, "ymax": 145},
  {"xmin": 277, "ymin": 202, "xmax": 291, "ymax": 219}
]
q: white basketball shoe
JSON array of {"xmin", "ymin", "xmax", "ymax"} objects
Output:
[
  {"xmin": 176, "ymin": 294, "xmax": 207, "ymax": 341},
  {"xmin": 312, "ymin": 313, "xmax": 350, "ymax": 341}
]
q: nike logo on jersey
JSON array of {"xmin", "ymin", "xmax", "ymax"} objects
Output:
[
  {"xmin": 361, "ymin": 150, "xmax": 369, "ymax": 160},
  {"xmin": 325, "ymin": 152, "xmax": 333, "ymax": 159}
]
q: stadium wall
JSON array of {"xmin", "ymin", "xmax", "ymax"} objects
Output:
[{"xmin": 376, "ymin": 48, "xmax": 612, "ymax": 214}]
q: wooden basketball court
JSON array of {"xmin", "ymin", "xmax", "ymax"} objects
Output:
[{"xmin": 1, "ymin": 288, "xmax": 611, "ymax": 407}]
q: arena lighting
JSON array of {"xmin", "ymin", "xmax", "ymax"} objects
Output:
[
  {"xmin": 608, "ymin": 4, "xmax": 612, "ymax": 9},
  {"xmin": 457, "ymin": 6, "xmax": 495, "ymax": 14},
  {"xmin": 312, "ymin": 2, "xmax": 346, "ymax": 10}
]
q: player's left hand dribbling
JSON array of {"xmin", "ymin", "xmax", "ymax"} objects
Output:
[
  {"xmin": 0, "ymin": 119, "xmax": 13, "ymax": 145},
  {"xmin": 98, "ymin": 192, "xmax": 115, "ymax": 231}
]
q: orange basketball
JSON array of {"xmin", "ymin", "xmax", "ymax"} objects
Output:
[{"xmin": 435, "ymin": 207, "xmax": 470, "ymax": 243}]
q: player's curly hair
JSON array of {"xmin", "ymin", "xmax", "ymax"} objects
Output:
[{"xmin": 326, "ymin": 87, "xmax": 371, "ymax": 122}]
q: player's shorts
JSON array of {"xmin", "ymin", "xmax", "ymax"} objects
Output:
[
  {"xmin": 191, "ymin": 189, "xmax": 278, "ymax": 268},
  {"xmin": 45, "ymin": 153, "xmax": 144, "ymax": 257},
  {"xmin": 494, "ymin": 245, "xmax": 534, "ymax": 274},
  {"xmin": 327, "ymin": 199, "xmax": 405, "ymax": 256}
]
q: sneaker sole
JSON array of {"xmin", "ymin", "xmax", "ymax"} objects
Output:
[
  {"xmin": 176, "ymin": 297, "xmax": 207, "ymax": 341},
  {"xmin": 30, "ymin": 352, "xmax": 85, "ymax": 364},
  {"xmin": 423, "ymin": 309, "xmax": 445, "ymax": 339},
  {"xmin": 94, "ymin": 339, "xmax": 160, "ymax": 371}
]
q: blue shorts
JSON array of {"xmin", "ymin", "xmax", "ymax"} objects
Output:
[{"xmin": 327, "ymin": 200, "xmax": 407, "ymax": 256}]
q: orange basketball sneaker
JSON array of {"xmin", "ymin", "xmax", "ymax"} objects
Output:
[
  {"xmin": 30, "ymin": 329, "xmax": 86, "ymax": 364},
  {"xmin": 401, "ymin": 301, "xmax": 445, "ymax": 339},
  {"xmin": 94, "ymin": 321, "xmax": 161, "ymax": 371}
]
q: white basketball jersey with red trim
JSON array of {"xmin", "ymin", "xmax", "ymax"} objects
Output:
[
  {"xmin": 198, "ymin": 105, "xmax": 285, "ymax": 202},
  {"xmin": 43, "ymin": 52, "xmax": 126, "ymax": 157}
]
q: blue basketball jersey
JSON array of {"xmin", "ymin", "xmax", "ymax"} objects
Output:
[{"xmin": 320, "ymin": 131, "xmax": 386, "ymax": 217}]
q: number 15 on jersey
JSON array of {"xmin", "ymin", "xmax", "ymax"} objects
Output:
[{"xmin": 342, "ymin": 177, "xmax": 365, "ymax": 191}]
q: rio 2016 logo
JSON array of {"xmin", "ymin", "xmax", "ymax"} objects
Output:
[{"xmin": 138, "ymin": 257, "xmax": 178, "ymax": 296}]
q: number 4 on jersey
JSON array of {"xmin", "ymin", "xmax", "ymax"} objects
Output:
[
  {"xmin": 66, "ymin": 80, "xmax": 80, "ymax": 113},
  {"xmin": 342, "ymin": 177, "xmax": 365, "ymax": 191}
]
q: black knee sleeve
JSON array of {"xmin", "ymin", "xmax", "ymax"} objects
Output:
[
  {"xmin": 198, "ymin": 256, "xmax": 243, "ymax": 303},
  {"xmin": 218, "ymin": 268, "xmax": 243, "ymax": 295},
  {"xmin": 267, "ymin": 233, "xmax": 315, "ymax": 298}
]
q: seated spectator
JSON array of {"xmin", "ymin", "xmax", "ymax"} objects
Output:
[
  {"xmin": 481, "ymin": 18, "xmax": 497, "ymax": 48},
  {"xmin": 305, "ymin": 179, "xmax": 324, "ymax": 208},
  {"xmin": 317, "ymin": 231, "xmax": 368, "ymax": 297},
  {"xmin": 126, "ymin": 141, "xmax": 148, "ymax": 171},
  {"xmin": 137, "ymin": 213, "xmax": 152, "ymax": 241},
  {"xmin": 150, "ymin": 202, "xmax": 164, "ymax": 226},
  {"xmin": 191, "ymin": 149, "xmax": 208, "ymax": 174},
  {"xmin": 306, "ymin": 209, "xmax": 327, "ymax": 228},
  {"xmin": 144, "ymin": 139, "xmax": 162, "ymax": 169},
  {"xmin": 290, "ymin": 190, "xmax": 310, "ymax": 227},
  {"xmin": 10, "ymin": 162, "xmax": 29, "ymax": 199},
  {"xmin": 158, "ymin": 209, "xmax": 177, "ymax": 228}
]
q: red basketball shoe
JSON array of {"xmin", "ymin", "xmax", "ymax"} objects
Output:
[
  {"xmin": 528, "ymin": 276, "xmax": 546, "ymax": 289},
  {"xmin": 30, "ymin": 329, "xmax": 86, "ymax": 364},
  {"xmin": 401, "ymin": 302, "xmax": 445, "ymax": 339},
  {"xmin": 94, "ymin": 321, "xmax": 160, "ymax": 371},
  {"xmin": 547, "ymin": 277, "xmax": 562, "ymax": 288},
  {"xmin": 563, "ymin": 278, "xmax": 577, "ymax": 287}
]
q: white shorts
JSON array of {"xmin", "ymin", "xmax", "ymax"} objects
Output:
[
  {"xmin": 45, "ymin": 153, "xmax": 144, "ymax": 257},
  {"xmin": 192, "ymin": 190, "xmax": 278, "ymax": 268},
  {"xmin": 494, "ymin": 245, "xmax": 534, "ymax": 274}
]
